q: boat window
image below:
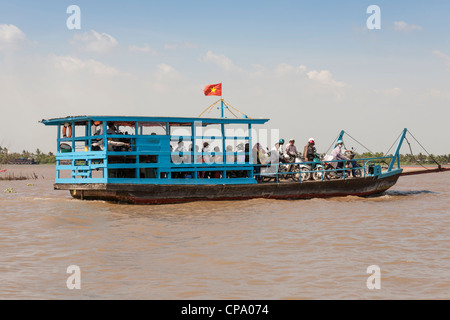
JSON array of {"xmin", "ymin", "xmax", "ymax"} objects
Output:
[
  {"xmin": 108, "ymin": 155, "xmax": 137, "ymax": 164},
  {"xmin": 138, "ymin": 122, "xmax": 167, "ymax": 135},
  {"xmin": 224, "ymin": 124, "xmax": 249, "ymax": 138},
  {"xmin": 91, "ymin": 121, "xmax": 103, "ymax": 136},
  {"xmin": 170, "ymin": 138, "xmax": 193, "ymax": 164},
  {"xmin": 139, "ymin": 155, "xmax": 158, "ymax": 163},
  {"xmin": 108, "ymin": 169, "xmax": 136, "ymax": 179}
]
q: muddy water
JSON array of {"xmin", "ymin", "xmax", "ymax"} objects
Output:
[{"xmin": 0, "ymin": 165, "xmax": 448, "ymax": 299}]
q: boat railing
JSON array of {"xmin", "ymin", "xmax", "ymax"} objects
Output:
[{"xmin": 255, "ymin": 155, "xmax": 396, "ymax": 182}]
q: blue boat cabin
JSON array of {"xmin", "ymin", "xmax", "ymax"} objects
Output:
[{"xmin": 40, "ymin": 116, "xmax": 270, "ymax": 185}]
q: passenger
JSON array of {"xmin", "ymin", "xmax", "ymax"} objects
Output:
[
  {"xmin": 212, "ymin": 146, "xmax": 222, "ymax": 178},
  {"xmin": 107, "ymin": 123, "xmax": 117, "ymax": 135},
  {"xmin": 270, "ymin": 142, "xmax": 281, "ymax": 164},
  {"xmin": 201, "ymin": 142, "xmax": 211, "ymax": 178},
  {"xmin": 332, "ymin": 140, "xmax": 348, "ymax": 170},
  {"xmin": 236, "ymin": 143, "xmax": 245, "ymax": 164},
  {"xmin": 285, "ymin": 138, "xmax": 298, "ymax": 162},
  {"xmin": 261, "ymin": 142, "xmax": 280, "ymax": 177},
  {"xmin": 304, "ymin": 138, "xmax": 317, "ymax": 162},
  {"xmin": 252, "ymin": 143, "xmax": 266, "ymax": 180},
  {"xmin": 91, "ymin": 122, "xmax": 103, "ymax": 151},
  {"xmin": 212, "ymin": 146, "xmax": 223, "ymax": 164},
  {"xmin": 173, "ymin": 139, "xmax": 187, "ymax": 164},
  {"xmin": 225, "ymin": 145, "xmax": 234, "ymax": 164},
  {"xmin": 284, "ymin": 138, "xmax": 298, "ymax": 172},
  {"xmin": 107, "ymin": 139, "xmax": 129, "ymax": 151},
  {"xmin": 92, "ymin": 139, "xmax": 129, "ymax": 151},
  {"xmin": 202, "ymin": 142, "xmax": 211, "ymax": 163},
  {"xmin": 244, "ymin": 143, "xmax": 250, "ymax": 164},
  {"xmin": 252, "ymin": 143, "xmax": 267, "ymax": 165},
  {"xmin": 105, "ymin": 122, "xmax": 130, "ymax": 151},
  {"xmin": 195, "ymin": 145, "xmax": 202, "ymax": 163},
  {"xmin": 278, "ymin": 139, "xmax": 285, "ymax": 161}
]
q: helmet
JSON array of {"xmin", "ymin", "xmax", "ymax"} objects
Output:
[
  {"xmin": 337, "ymin": 139, "xmax": 343, "ymax": 145},
  {"xmin": 279, "ymin": 139, "xmax": 285, "ymax": 144},
  {"xmin": 309, "ymin": 138, "xmax": 315, "ymax": 143}
]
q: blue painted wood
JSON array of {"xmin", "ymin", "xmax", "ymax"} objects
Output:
[{"xmin": 47, "ymin": 115, "xmax": 259, "ymax": 185}]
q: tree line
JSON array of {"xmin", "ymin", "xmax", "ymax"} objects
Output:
[
  {"xmin": 0, "ymin": 145, "xmax": 448, "ymax": 166},
  {"xmin": 355, "ymin": 152, "xmax": 450, "ymax": 166},
  {"xmin": 0, "ymin": 146, "xmax": 56, "ymax": 165}
]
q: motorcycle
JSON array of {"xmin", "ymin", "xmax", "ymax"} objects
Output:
[
  {"xmin": 322, "ymin": 148, "xmax": 361, "ymax": 180},
  {"xmin": 260, "ymin": 150, "xmax": 299, "ymax": 182},
  {"xmin": 299, "ymin": 152, "xmax": 326, "ymax": 181},
  {"xmin": 344, "ymin": 148, "xmax": 363, "ymax": 178}
]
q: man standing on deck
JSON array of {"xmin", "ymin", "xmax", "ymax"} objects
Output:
[
  {"xmin": 303, "ymin": 138, "xmax": 316, "ymax": 162},
  {"xmin": 332, "ymin": 140, "xmax": 348, "ymax": 169},
  {"xmin": 285, "ymin": 138, "xmax": 298, "ymax": 171}
]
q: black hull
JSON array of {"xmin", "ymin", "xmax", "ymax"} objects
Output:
[{"xmin": 57, "ymin": 174, "xmax": 401, "ymax": 205}]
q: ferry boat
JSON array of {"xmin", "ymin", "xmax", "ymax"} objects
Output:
[{"xmin": 40, "ymin": 110, "xmax": 446, "ymax": 204}]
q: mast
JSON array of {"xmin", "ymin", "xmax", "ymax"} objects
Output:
[{"xmin": 388, "ymin": 128, "xmax": 408, "ymax": 171}]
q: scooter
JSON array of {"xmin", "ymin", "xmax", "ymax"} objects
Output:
[
  {"xmin": 322, "ymin": 153, "xmax": 356, "ymax": 180},
  {"xmin": 344, "ymin": 148, "xmax": 363, "ymax": 178},
  {"xmin": 299, "ymin": 153, "xmax": 326, "ymax": 181},
  {"xmin": 279, "ymin": 152, "xmax": 302, "ymax": 182}
]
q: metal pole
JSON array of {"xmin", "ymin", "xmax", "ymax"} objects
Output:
[{"xmin": 388, "ymin": 128, "xmax": 408, "ymax": 171}]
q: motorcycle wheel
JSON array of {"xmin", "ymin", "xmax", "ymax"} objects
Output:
[
  {"xmin": 353, "ymin": 168, "xmax": 363, "ymax": 178},
  {"xmin": 278, "ymin": 165, "xmax": 288, "ymax": 180},
  {"xmin": 291, "ymin": 166, "xmax": 300, "ymax": 182},
  {"xmin": 300, "ymin": 166, "xmax": 311, "ymax": 181},
  {"xmin": 312, "ymin": 166, "xmax": 325, "ymax": 181}
]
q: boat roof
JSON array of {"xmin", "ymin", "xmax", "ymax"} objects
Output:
[{"xmin": 40, "ymin": 115, "xmax": 270, "ymax": 126}]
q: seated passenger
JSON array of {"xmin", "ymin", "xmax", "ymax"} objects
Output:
[
  {"xmin": 235, "ymin": 143, "xmax": 245, "ymax": 164},
  {"xmin": 212, "ymin": 146, "xmax": 222, "ymax": 164},
  {"xmin": 107, "ymin": 123, "xmax": 117, "ymax": 135},
  {"xmin": 225, "ymin": 145, "xmax": 234, "ymax": 164},
  {"xmin": 173, "ymin": 140, "xmax": 188, "ymax": 164}
]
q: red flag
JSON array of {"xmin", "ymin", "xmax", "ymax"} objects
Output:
[{"xmin": 204, "ymin": 83, "xmax": 222, "ymax": 96}]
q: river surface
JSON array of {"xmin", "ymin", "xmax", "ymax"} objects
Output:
[{"xmin": 0, "ymin": 165, "xmax": 448, "ymax": 299}]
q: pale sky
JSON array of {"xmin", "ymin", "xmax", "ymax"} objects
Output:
[{"xmin": 0, "ymin": 0, "xmax": 449, "ymax": 155}]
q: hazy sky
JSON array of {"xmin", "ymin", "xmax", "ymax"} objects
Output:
[{"xmin": 0, "ymin": 0, "xmax": 449, "ymax": 154}]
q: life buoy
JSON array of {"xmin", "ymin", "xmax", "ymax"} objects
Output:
[{"xmin": 62, "ymin": 123, "xmax": 72, "ymax": 138}]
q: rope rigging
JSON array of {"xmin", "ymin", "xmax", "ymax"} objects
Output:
[
  {"xmin": 406, "ymin": 130, "xmax": 441, "ymax": 168},
  {"xmin": 198, "ymin": 99, "xmax": 251, "ymax": 119}
]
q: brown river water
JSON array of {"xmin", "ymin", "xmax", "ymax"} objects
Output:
[{"xmin": 0, "ymin": 165, "xmax": 448, "ymax": 299}]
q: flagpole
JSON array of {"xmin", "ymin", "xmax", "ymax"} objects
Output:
[{"xmin": 220, "ymin": 82, "xmax": 224, "ymax": 118}]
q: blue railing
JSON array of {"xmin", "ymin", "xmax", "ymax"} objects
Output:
[{"xmin": 254, "ymin": 156, "xmax": 397, "ymax": 183}]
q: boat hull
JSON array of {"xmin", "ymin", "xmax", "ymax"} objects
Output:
[{"xmin": 56, "ymin": 173, "xmax": 401, "ymax": 204}]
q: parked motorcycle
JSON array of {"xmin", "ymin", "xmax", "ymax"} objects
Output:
[
  {"xmin": 344, "ymin": 148, "xmax": 363, "ymax": 178},
  {"xmin": 322, "ymin": 148, "xmax": 361, "ymax": 180},
  {"xmin": 298, "ymin": 153, "xmax": 326, "ymax": 181}
]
